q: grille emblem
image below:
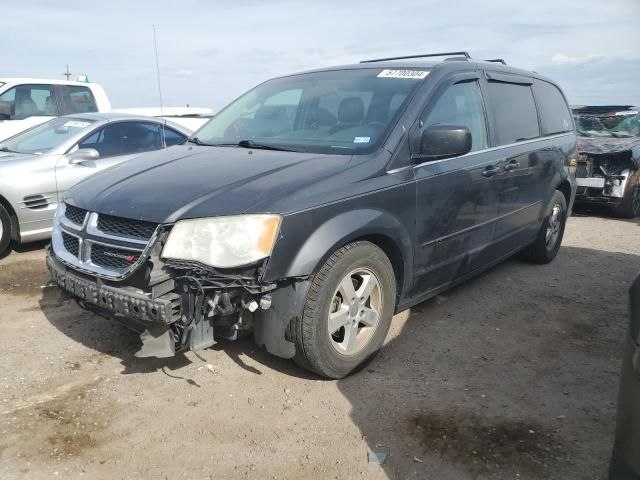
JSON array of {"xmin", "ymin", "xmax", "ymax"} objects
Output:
[{"xmin": 102, "ymin": 251, "xmax": 137, "ymax": 263}]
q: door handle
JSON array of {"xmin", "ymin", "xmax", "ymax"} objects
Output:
[
  {"xmin": 482, "ymin": 165, "xmax": 500, "ymax": 177},
  {"xmin": 504, "ymin": 160, "xmax": 520, "ymax": 172}
]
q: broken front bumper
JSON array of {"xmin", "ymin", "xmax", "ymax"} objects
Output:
[
  {"xmin": 46, "ymin": 253, "xmax": 179, "ymax": 324},
  {"xmin": 46, "ymin": 250, "xmax": 307, "ymax": 360}
]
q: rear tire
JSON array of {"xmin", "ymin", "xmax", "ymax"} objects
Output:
[
  {"xmin": 291, "ymin": 241, "xmax": 396, "ymax": 379},
  {"xmin": 0, "ymin": 203, "xmax": 12, "ymax": 257},
  {"xmin": 612, "ymin": 183, "xmax": 640, "ymax": 219},
  {"xmin": 522, "ymin": 190, "xmax": 567, "ymax": 264}
]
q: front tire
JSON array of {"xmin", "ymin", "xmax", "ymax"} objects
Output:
[
  {"xmin": 0, "ymin": 204, "xmax": 12, "ymax": 257},
  {"xmin": 522, "ymin": 190, "xmax": 567, "ymax": 264},
  {"xmin": 291, "ymin": 241, "xmax": 396, "ymax": 378}
]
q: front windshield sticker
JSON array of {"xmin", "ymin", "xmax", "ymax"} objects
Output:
[
  {"xmin": 353, "ymin": 136, "xmax": 371, "ymax": 144},
  {"xmin": 377, "ymin": 69, "xmax": 429, "ymax": 80},
  {"xmin": 615, "ymin": 110, "xmax": 638, "ymax": 116},
  {"xmin": 63, "ymin": 120, "xmax": 91, "ymax": 128}
]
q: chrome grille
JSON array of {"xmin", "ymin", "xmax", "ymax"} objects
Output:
[
  {"xmin": 97, "ymin": 214, "xmax": 157, "ymax": 241},
  {"xmin": 52, "ymin": 203, "xmax": 159, "ymax": 279},
  {"xmin": 65, "ymin": 204, "xmax": 88, "ymax": 225},
  {"xmin": 62, "ymin": 232, "xmax": 80, "ymax": 257}
]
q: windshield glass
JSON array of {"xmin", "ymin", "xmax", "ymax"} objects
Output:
[
  {"xmin": 609, "ymin": 113, "xmax": 640, "ymax": 137},
  {"xmin": 0, "ymin": 116, "xmax": 96, "ymax": 154},
  {"xmin": 192, "ymin": 68, "xmax": 428, "ymax": 154},
  {"xmin": 574, "ymin": 115, "xmax": 615, "ymax": 138},
  {"xmin": 574, "ymin": 111, "xmax": 640, "ymax": 139}
]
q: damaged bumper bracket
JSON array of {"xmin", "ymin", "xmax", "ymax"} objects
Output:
[{"xmin": 47, "ymin": 255, "xmax": 180, "ymax": 324}]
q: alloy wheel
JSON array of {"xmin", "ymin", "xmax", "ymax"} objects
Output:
[
  {"xmin": 545, "ymin": 204, "xmax": 562, "ymax": 250},
  {"xmin": 328, "ymin": 268, "xmax": 382, "ymax": 356}
]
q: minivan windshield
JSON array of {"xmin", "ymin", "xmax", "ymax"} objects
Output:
[
  {"xmin": 0, "ymin": 116, "xmax": 96, "ymax": 155},
  {"xmin": 192, "ymin": 68, "xmax": 428, "ymax": 154}
]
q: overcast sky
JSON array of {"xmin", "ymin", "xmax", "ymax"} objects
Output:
[{"xmin": 3, "ymin": 0, "xmax": 639, "ymax": 110}]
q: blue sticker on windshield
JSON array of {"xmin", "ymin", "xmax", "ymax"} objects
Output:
[{"xmin": 353, "ymin": 136, "xmax": 371, "ymax": 144}]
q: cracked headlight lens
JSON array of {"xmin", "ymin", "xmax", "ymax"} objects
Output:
[{"xmin": 162, "ymin": 215, "xmax": 281, "ymax": 268}]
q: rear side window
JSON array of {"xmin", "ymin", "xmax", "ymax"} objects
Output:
[
  {"xmin": 533, "ymin": 81, "xmax": 573, "ymax": 135},
  {"xmin": 0, "ymin": 84, "xmax": 59, "ymax": 119},
  {"xmin": 61, "ymin": 86, "xmax": 98, "ymax": 114},
  {"xmin": 487, "ymin": 81, "xmax": 539, "ymax": 145}
]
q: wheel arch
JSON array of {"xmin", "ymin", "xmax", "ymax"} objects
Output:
[
  {"xmin": 556, "ymin": 178, "xmax": 574, "ymax": 215},
  {"xmin": 264, "ymin": 208, "xmax": 413, "ymax": 308},
  {"xmin": 0, "ymin": 193, "xmax": 19, "ymax": 242},
  {"xmin": 349, "ymin": 233, "xmax": 405, "ymax": 306}
]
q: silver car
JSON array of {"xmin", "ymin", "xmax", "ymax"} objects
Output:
[{"xmin": 0, "ymin": 113, "xmax": 191, "ymax": 255}]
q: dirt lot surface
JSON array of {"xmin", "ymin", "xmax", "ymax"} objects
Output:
[{"xmin": 1, "ymin": 212, "xmax": 639, "ymax": 480}]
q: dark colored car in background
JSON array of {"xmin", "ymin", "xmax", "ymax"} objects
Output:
[
  {"xmin": 610, "ymin": 272, "xmax": 640, "ymax": 480},
  {"xmin": 572, "ymin": 105, "xmax": 640, "ymax": 217},
  {"xmin": 46, "ymin": 52, "xmax": 576, "ymax": 378}
]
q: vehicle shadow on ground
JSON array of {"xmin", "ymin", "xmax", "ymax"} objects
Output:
[
  {"xmin": 573, "ymin": 204, "xmax": 640, "ymax": 225},
  {"xmin": 335, "ymin": 246, "xmax": 640, "ymax": 480},
  {"xmin": 0, "ymin": 239, "xmax": 49, "ymax": 260},
  {"xmin": 38, "ymin": 286, "xmax": 318, "ymax": 380},
  {"xmin": 38, "ymin": 287, "xmax": 195, "ymax": 375}
]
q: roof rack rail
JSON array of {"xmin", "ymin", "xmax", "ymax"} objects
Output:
[
  {"xmin": 484, "ymin": 59, "xmax": 507, "ymax": 65},
  {"xmin": 360, "ymin": 51, "xmax": 471, "ymax": 63}
]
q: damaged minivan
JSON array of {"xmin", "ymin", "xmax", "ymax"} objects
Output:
[
  {"xmin": 573, "ymin": 105, "xmax": 640, "ymax": 217},
  {"xmin": 47, "ymin": 52, "xmax": 576, "ymax": 378}
]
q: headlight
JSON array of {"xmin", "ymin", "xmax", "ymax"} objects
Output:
[{"xmin": 161, "ymin": 215, "xmax": 281, "ymax": 268}]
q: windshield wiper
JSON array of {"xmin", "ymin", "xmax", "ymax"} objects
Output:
[
  {"xmin": 236, "ymin": 139, "xmax": 298, "ymax": 152},
  {"xmin": 186, "ymin": 137, "xmax": 215, "ymax": 146},
  {"xmin": 0, "ymin": 146, "xmax": 24, "ymax": 154}
]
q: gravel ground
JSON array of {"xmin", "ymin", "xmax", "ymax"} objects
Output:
[{"xmin": 0, "ymin": 212, "xmax": 638, "ymax": 480}]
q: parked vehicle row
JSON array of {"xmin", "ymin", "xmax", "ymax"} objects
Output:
[
  {"xmin": 0, "ymin": 78, "xmax": 212, "ymax": 141},
  {"xmin": 45, "ymin": 52, "xmax": 577, "ymax": 378},
  {"xmin": 0, "ymin": 113, "xmax": 191, "ymax": 254}
]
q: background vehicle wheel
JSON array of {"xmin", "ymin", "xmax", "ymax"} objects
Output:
[
  {"xmin": 522, "ymin": 190, "xmax": 567, "ymax": 264},
  {"xmin": 0, "ymin": 203, "xmax": 12, "ymax": 257},
  {"xmin": 291, "ymin": 241, "xmax": 396, "ymax": 379},
  {"xmin": 612, "ymin": 183, "xmax": 640, "ymax": 218}
]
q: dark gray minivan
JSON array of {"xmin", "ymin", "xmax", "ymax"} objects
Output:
[{"xmin": 46, "ymin": 52, "xmax": 577, "ymax": 378}]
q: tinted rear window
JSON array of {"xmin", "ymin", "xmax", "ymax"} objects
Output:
[
  {"xmin": 533, "ymin": 81, "xmax": 573, "ymax": 135},
  {"xmin": 487, "ymin": 81, "xmax": 539, "ymax": 145},
  {"xmin": 63, "ymin": 86, "xmax": 98, "ymax": 114}
]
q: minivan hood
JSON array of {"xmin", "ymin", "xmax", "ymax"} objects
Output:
[{"xmin": 66, "ymin": 145, "xmax": 352, "ymax": 223}]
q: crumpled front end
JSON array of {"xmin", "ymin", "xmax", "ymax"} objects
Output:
[
  {"xmin": 46, "ymin": 203, "xmax": 304, "ymax": 359},
  {"xmin": 575, "ymin": 150, "xmax": 638, "ymax": 205}
]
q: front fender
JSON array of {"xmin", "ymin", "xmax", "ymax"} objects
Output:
[{"xmin": 263, "ymin": 206, "xmax": 414, "ymax": 296}]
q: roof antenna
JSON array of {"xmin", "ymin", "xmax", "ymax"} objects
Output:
[{"xmin": 152, "ymin": 25, "xmax": 167, "ymax": 145}]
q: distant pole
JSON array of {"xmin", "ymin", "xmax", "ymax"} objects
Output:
[
  {"xmin": 153, "ymin": 25, "xmax": 164, "ymax": 117},
  {"xmin": 62, "ymin": 64, "xmax": 72, "ymax": 80}
]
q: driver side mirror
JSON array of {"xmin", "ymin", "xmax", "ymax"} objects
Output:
[
  {"xmin": 67, "ymin": 148, "xmax": 100, "ymax": 164},
  {"xmin": 417, "ymin": 124, "xmax": 472, "ymax": 161}
]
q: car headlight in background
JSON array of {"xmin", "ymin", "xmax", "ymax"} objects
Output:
[{"xmin": 161, "ymin": 214, "xmax": 281, "ymax": 268}]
